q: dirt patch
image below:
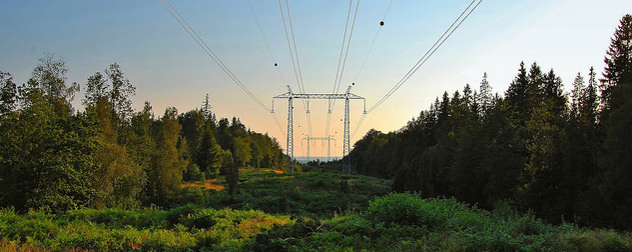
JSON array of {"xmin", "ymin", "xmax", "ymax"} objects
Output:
[{"xmin": 180, "ymin": 178, "xmax": 225, "ymax": 190}]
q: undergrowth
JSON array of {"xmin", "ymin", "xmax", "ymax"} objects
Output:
[{"xmin": 1, "ymin": 170, "xmax": 630, "ymax": 251}]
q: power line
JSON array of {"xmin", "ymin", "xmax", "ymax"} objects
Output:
[
  {"xmin": 244, "ymin": 0, "xmax": 289, "ymax": 139},
  {"xmin": 160, "ymin": 0, "xmax": 288, "ymax": 139},
  {"xmin": 353, "ymin": 0, "xmax": 393, "ymax": 82},
  {"xmin": 159, "ymin": 0, "xmax": 270, "ymax": 112},
  {"xmin": 285, "ymin": 0, "xmax": 306, "ymax": 95},
  {"xmin": 351, "ymin": 0, "xmax": 481, "ymax": 139},
  {"xmin": 247, "ymin": 0, "xmax": 290, "ymax": 95},
  {"xmin": 332, "ymin": 0, "xmax": 355, "ymax": 95},
  {"xmin": 277, "ymin": 0, "xmax": 313, "ymax": 136},
  {"xmin": 326, "ymin": 0, "xmax": 361, "ymax": 137},
  {"xmin": 348, "ymin": 0, "xmax": 390, "ymax": 139},
  {"xmin": 334, "ymin": 0, "xmax": 360, "ymax": 97},
  {"xmin": 326, "ymin": 0, "xmax": 354, "ymax": 138},
  {"xmin": 272, "ymin": 112, "xmax": 287, "ymax": 138},
  {"xmin": 366, "ymin": 0, "xmax": 482, "ymax": 114},
  {"xmin": 247, "ymin": 0, "xmax": 277, "ymax": 64},
  {"xmin": 350, "ymin": 112, "xmax": 367, "ymax": 139}
]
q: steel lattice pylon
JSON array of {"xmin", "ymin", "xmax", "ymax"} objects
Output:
[
  {"xmin": 273, "ymin": 85, "xmax": 364, "ymax": 174},
  {"xmin": 342, "ymin": 94, "xmax": 351, "ymax": 174},
  {"xmin": 302, "ymin": 135, "xmax": 336, "ymax": 162}
]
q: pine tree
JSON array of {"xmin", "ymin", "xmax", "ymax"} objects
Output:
[
  {"xmin": 600, "ymin": 14, "xmax": 632, "ymax": 116},
  {"xmin": 598, "ymin": 14, "xmax": 632, "ymax": 229},
  {"xmin": 478, "ymin": 72, "xmax": 493, "ymax": 114}
]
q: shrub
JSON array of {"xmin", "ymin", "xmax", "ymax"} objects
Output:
[{"xmin": 368, "ymin": 193, "xmax": 448, "ymax": 229}]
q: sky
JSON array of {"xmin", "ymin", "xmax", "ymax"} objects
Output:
[{"xmin": 1, "ymin": 0, "xmax": 631, "ymax": 159}]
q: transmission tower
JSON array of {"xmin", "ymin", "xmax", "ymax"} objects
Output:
[
  {"xmin": 302, "ymin": 135, "xmax": 337, "ymax": 162},
  {"xmin": 273, "ymin": 85, "xmax": 364, "ymax": 173}
]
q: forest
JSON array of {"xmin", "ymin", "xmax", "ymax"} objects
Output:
[
  {"xmin": 0, "ymin": 58, "xmax": 287, "ymax": 212},
  {"xmin": 0, "ymin": 13, "xmax": 631, "ymax": 252},
  {"xmin": 349, "ymin": 14, "xmax": 632, "ymax": 230}
]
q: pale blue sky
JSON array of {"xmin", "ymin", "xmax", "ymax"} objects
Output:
[{"xmin": 1, "ymin": 0, "xmax": 630, "ymax": 157}]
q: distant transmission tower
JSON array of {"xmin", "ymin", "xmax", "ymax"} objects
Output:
[{"xmin": 302, "ymin": 135, "xmax": 337, "ymax": 162}]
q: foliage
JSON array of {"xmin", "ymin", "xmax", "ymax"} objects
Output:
[
  {"xmin": 1, "ymin": 57, "xmax": 287, "ymax": 212},
  {"xmin": 1, "ymin": 13, "xmax": 632, "ymax": 251},
  {"xmin": 200, "ymin": 169, "xmax": 393, "ymax": 218},
  {"xmin": 348, "ymin": 14, "xmax": 632, "ymax": 230},
  {"xmin": 0, "ymin": 60, "xmax": 98, "ymax": 213},
  {"xmin": 0, "ymin": 174, "xmax": 631, "ymax": 251},
  {"xmin": 0, "ymin": 205, "xmax": 291, "ymax": 251}
]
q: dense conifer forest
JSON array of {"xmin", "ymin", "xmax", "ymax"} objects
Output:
[{"xmin": 350, "ymin": 14, "xmax": 632, "ymax": 230}]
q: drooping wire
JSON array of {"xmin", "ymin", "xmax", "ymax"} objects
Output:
[
  {"xmin": 285, "ymin": 0, "xmax": 306, "ymax": 95},
  {"xmin": 272, "ymin": 112, "xmax": 287, "ymax": 138},
  {"xmin": 247, "ymin": 0, "xmax": 287, "ymax": 84},
  {"xmin": 349, "ymin": 0, "xmax": 391, "ymax": 139},
  {"xmin": 159, "ymin": 0, "xmax": 287, "ymax": 139},
  {"xmin": 326, "ymin": 0, "xmax": 354, "ymax": 138},
  {"xmin": 285, "ymin": 0, "xmax": 313, "ymax": 136},
  {"xmin": 246, "ymin": 0, "xmax": 289, "ymax": 138},
  {"xmin": 350, "ymin": 112, "xmax": 367, "ymax": 139},
  {"xmin": 366, "ymin": 0, "xmax": 482, "ymax": 114},
  {"xmin": 333, "ymin": 0, "xmax": 360, "ymax": 97},
  {"xmin": 351, "ymin": 0, "xmax": 481, "ymax": 139},
  {"xmin": 325, "ymin": 0, "xmax": 361, "ymax": 137},
  {"xmin": 332, "ymin": 0, "xmax": 355, "ymax": 96},
  {"xmin": 278, "ymin": 0, "xmax": 313, "ymax": 136},
  {"xmin": 353, "ymin": 0, "xmax": 393, "ymax": 82},
  {"xmin": 159, "ymin": 0, "xmax": 270, "ymax": 112},
  {"xmin": 247, "ymin": 0, "xmax": 276, "ymax": 65}
]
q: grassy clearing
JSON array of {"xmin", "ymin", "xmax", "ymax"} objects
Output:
[
  {"xmin": 1, "ymin": 170, "xmax": 631, "ymax": 251},
  {"xmin": 192, "ymin": 169, "xmax": 393, "ymax": 218}
]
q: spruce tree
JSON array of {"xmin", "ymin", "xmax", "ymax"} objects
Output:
[{"xmin": 598, "ymin": 14, "xmax": 632, "ymax": 229}]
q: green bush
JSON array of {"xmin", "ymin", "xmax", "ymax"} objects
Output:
[{"xmin": 368, "ymin": 193, "xmax": 450, "ymax": 229}]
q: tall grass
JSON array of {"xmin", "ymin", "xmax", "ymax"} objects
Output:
[{"xmin": 0, "ymin": 171, "xmax": 630, "ymax": 251}]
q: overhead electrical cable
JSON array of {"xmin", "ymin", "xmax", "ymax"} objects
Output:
[
  {"xmin": 278, "ymin": 0, "xmax": 313, "ymax": 136},
  {"xmin": 325, "ymin": 0, "xmax": 361, "ymax": 137},
  {"xmin": 334, "ymin": 0, "xmax": 360, "ymax": 95},
  {"xmin": 247, "ymin": 0, "xmax": 277, "ymax": 65},
  {"xmin": 247, "ymin": 0, "xmax": 287, "ymax": 83},
  {"xmin": 159, "ymin": 0, "xmax": 269, "ymax": 111},
  {"xmin": 350, "ymin": 112, "xmax": 366, "ymax": 139},
  {"xmin": 352, "ymin": 0, "xmax": 481, "ymax": 139},
  {"xmin": 272, "ymin": 112, "xmax": 287, "ymax": 137},
  {"xmin": 285, "ymin": 0, "xmax": 306, "ymax": 95},
  {"xmin": 353, "ymin": 0, "xmax": 393, "ymax": 82},
  {"xmin": 326, "ymin": 0, "xmax": 354, "ymax": 138},
  {"xmin": 366, "ymin": 0, "xmax": 482, "ymax": 114},
  {"xmin": 246, "ymin": 0, "xmax": 287, "ymax": 137},
  {"xmin": 331, "ymin": 0, "xmax": 354, "ymax": 96},
  {"xmin": 285, "ymin": 0, "xmax": 313, "ymax": 136},
  {"xmin": 159, "ymin": 0, "xmax": 286, "ymax": 138}
]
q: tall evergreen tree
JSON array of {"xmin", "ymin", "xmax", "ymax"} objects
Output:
[
  {"xmin": 478, "ymin": 72, "xmax": 493, "ymax": 114},
  {"xmin": 600, "ymin": 14, "xmax": 632, "ymax": 117},
  {"xmin": 598, "ymin": 14, "xmax": 632, "ymax": 229}
]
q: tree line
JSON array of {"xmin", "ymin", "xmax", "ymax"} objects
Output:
[
  {"xmin": 0, "ymin": 57, "xmax": 286, "ymax": 212},
  {"xmin": 349, "ymin": 14, "xmax": 632, "ymax": 230}
]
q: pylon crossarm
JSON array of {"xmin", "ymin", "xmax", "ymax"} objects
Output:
[{"xmin": 274, "ymin": 93, "xmax": 363, "ymax": 100}]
